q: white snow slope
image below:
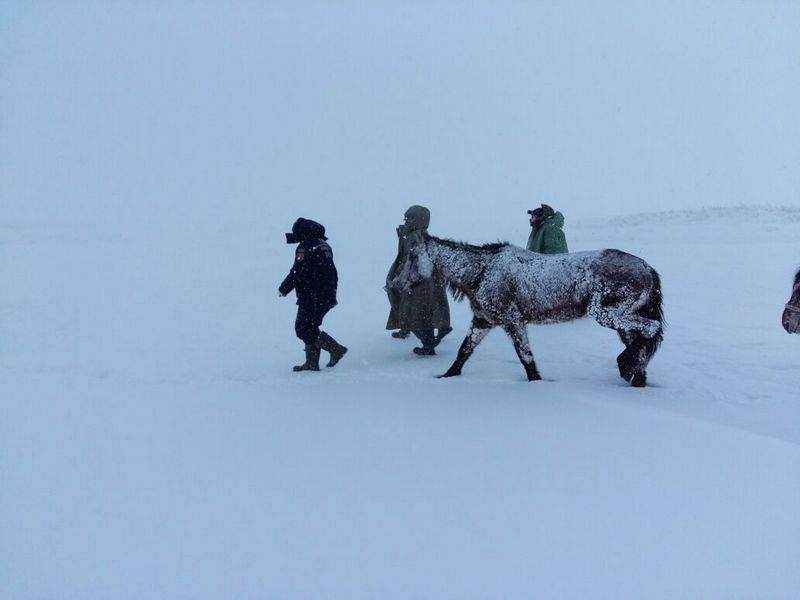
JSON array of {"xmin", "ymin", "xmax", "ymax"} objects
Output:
[
  {"xmin": 2, "ymin": 207, "xmax": 798, "ymax": 599},
  {"xmin": 3, "ymin": 3, "xmax": 800, "ymax": 599}
]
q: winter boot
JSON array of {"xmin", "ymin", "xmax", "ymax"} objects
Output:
[
  {"xmin": 318, "ymin": 331, "xmax": 347, "ymax": 368},
  {"xmin": 413, "ymin": 346, "xmax": 436, "ymax": 356},
  {"xmin": 412, "ymin": 329, "xmax": 437, "ymax": 356},
  {"xmin": 392, "ymin": 329, "xmax": 411, "ymax": 339},
  {"xmin": 293, "ymin": 344, "xmax": 321, "ymax": 372}
]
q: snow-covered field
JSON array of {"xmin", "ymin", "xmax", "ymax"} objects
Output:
[
  {"xmin": 2, "ymin": 3, "xmax": 799, "ymax": 599},
  {"xmin": 2, "ymin": 206, "xmax": 798, "ymax": 599}
]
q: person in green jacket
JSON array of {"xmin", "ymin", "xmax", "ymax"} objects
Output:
[{"xmin": 526, "ymin": 204, "xmax": 569, "ymax": 254}]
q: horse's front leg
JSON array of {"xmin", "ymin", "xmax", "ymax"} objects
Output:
[
  {"xmin": 439, "ymin": 317, "xmax": 493, "ymax": 378},
  {"xmin": 503, "ymin": 321, "xmax": 541, "ymax": 382}
]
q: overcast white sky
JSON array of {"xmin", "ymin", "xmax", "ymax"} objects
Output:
[{"xmin": 2, "ymin": 1, "xmax": 799, "ymax": 234}]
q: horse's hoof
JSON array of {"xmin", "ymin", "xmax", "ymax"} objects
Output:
[
  {"xmin": 438, "ymin": 371, "xmax": 460, "ymax": 379},
  {"xmin": 630, "ymin": 373, "xmax": 647, "ymax": 387}
]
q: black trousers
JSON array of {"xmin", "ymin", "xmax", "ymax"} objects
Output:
[{"xmin": 295, "ymin": 302, "xmax": 334, "ymax": 345}]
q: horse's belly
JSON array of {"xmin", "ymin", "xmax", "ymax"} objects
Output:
[
  {"xmin": 515, "ymin": 276, "xmax": 588, "ymax": 321},
  {"xmin": 524, "ymin": 301, "xmax": 587, "ymax": 324}
]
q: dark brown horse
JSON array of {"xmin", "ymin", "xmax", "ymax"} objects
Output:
[
  {"xmin": 783, "ymin": 269, "xmax": 800, "ymax": 334},
  {"xmin": 391, "ymin": 235, "xmax": 664, "ymax": 387}
]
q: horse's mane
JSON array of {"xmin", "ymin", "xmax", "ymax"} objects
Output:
[
  {"xmin": 426, "ymin": 235, "xmax": 506, "ymax": 302},
  {"xmin": 795, "ymin": 268, "xmax": 800, "ymax": 288},
  {"xmin": 427, "ymin": 235, "xmax": 510, "ymax": 254},
  {"xmin": 448, "ymin": 281, "xmax": 466, "ymax": 302}
]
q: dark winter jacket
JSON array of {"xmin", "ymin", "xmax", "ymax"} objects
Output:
[
  {"xmin": 279, "ymin": 218, "xmax": 338, "ymax": 309},
  {"xmin": 526, "ymin": 212, "xmax": 568, "ymax": 254},
  {"xmin": 386, "ymin": 205, "xmax": 450, "ymax": 331}
]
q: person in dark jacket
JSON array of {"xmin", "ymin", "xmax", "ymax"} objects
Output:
[
  {"xmin": 386, "ymin": 205, "xmax": 452, "ymax": 355},
  {"xmin": 279, "ymin": 218, "xmax": 347, "ymax": 372},
  {"xmin": 526, "ymin": 204, "xmax": 569, "ymax": 254}
]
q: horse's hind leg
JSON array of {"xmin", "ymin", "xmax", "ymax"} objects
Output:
[
  {"xmin": 503, "ymin": 322, "xmax": 541, "ymax": 381},
  {"xmin": 593, "ymin": 296, "xmax": 661, "ymax": 387},
  {"xmin": 440, "ymin": 317, "xmax": 493, "ymax": 378},
  {"xmin": 620, "ymin": 334, "xmax": 659, "ymax": 387},
  {"xmin": 616, "ymin": 331, "xmax": 636, "ymax": 382},
  {"xmin": 615, "ymin": 314, "xmax": 662, "ymax": 387},
  {"xmin": 616, "ymin": 332, "xmax": 649, "ymax": 386}
]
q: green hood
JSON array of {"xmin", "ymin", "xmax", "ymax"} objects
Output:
[{"xmin": 546, "ymin": 212, "xmax": 565, "ymax": 228}]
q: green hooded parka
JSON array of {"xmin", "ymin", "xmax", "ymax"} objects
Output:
[{"xmin": 526, "ymin": 211, "xmax": 568, "ymax": 254}]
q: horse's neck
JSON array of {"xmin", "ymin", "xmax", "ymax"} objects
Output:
[{"xmin": 428, "ymin": 240, "xmax": 483, "ymax": 290}]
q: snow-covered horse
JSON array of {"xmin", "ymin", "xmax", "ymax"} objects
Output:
[
  {"xmin": 391, "ymin": 235, "xmax": 664, "ymax": 387},
  {"xmin": 783, "ymin": 269, "xmax": 800, "ymax": 334}
]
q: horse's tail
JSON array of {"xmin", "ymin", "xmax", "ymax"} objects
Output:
[{"xmin": 640, "ymin": 268, "xmax": 665, "ymax": 350}]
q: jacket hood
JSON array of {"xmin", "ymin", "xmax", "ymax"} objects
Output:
[
  {"xmin": 404, "ymin": 205, "xmax": 431, "ymax": 231},
  {"xmin": 544, "ymin": 212, "xmax": 565, "ymax": 228},
  {"xmin": 286, "ymin": 218, "xmax": 327, "ymax": 244}
]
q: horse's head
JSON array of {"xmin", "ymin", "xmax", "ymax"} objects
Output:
[
  {"xmin": 783, "ymin": 272, "xmax": 800, "ymax": 334},
  {"xmin": 390, "ymin": 233, "xmax": 434, "ymax": 294}
]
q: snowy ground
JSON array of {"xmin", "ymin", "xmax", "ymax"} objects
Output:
[
  {"xmin": 2, "ymin": 206, "xmax": 798, "ymax": 599},
  {"xmin": 3, "ymin": 3, "xmax": 800, "ymax": 597}
]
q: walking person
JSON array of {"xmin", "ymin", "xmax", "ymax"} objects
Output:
[
  {"xmin": 526, "ymin": 204, "xmax": 569, "ymax": 254},
  {"xmin": 386, "ymin": 205, "xmax": 452, "ymax": 355},
  {"xmin": 279, "ymin": 218, "xmax": 347, "ymax": 371}
]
